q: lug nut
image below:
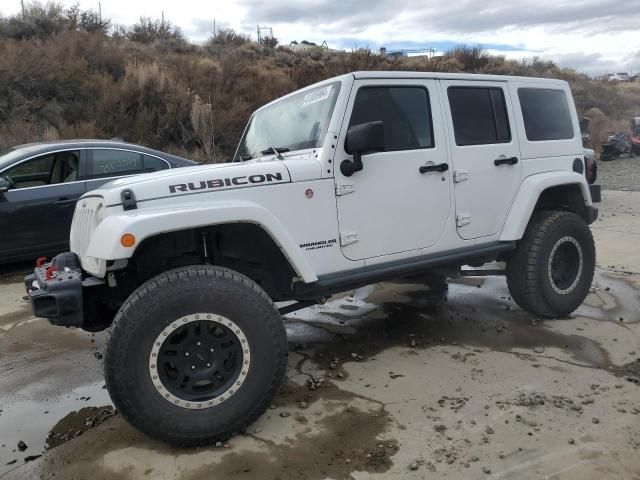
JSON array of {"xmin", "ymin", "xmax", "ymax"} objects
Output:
[
  {"xmin": 197, "ymin": 342, "xmax": 201, "ymax": 346},
  {"xmin": 210, "ymin": 348, "xmax": 214, "ymax": 352},
  {"xmin": 191, "ymin": 365, "xmax": 195, "ymax": 370},
  {"xmin": 206, "ymin": 363, "xmax": 211, "ymax": 367},
  {"xmin": 185, "ymin": 352, "xmax": 190, "ymax": 357}
]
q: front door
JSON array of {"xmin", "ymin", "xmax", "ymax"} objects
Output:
[
  {"xmin": 0, "ymin": 151, "xmax": 86, "ymax": 260},
  {"xmin": 440, "ymin": 80, "xmax": 522, "ymax": 240},
  {"xmin": 335, "ymin": 79, "xmax": 451, "ymax": 261}
]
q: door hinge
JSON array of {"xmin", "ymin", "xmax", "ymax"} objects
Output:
[
  {"xmin": 340, "ymin": 231, "xmax": 359, "ymax": 246},
  {"xmin": 453, "ymin": 170, "xmax": 469, "ymax": 183},
  {"xmin": 336, "ymin": 182, "xmax": 356, "ymax": 196},
  {"xmin": 456, "ymin": 213, "xmax": 471, "ymax": 227}
]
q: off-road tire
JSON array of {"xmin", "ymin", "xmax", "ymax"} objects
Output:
[
  {"xmin": 506, "ymin": 211, "xmax": 595, "ymax": 318},
  {"xmin": 104, "ymin": 265, "xmax": 287, "ymax": 447}
]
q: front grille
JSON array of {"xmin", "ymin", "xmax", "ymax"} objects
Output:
[{"xmin": 69, "ymin": 197, "xmax": 102, "ymax": 258}]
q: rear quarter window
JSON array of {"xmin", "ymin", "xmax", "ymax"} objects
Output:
[{"xmin": 518, "ymin": 88, "xmax": 575, "ymax": 141}]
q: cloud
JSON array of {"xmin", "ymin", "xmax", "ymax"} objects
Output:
[{"xmin": 239, "ymin": 0, "xmax": 640, "ymax": 36}]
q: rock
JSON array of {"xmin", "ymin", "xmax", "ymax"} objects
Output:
[
  {"xmin": 6, "ymin": 460, "xmax": 16, "ymax": 466},
  {"xmin": 471, "ymin": 456, "xmax": 479, "ymax": 462},
  {"xmin": 17, "ymin": 441, "xmax": 27, "ymax": 452},
  {"xmin": 215, "ymin": 441, "xmax": 223, "ymax": 447},
  {"xmin": 568, "ymin": 438, "xmax": 575, "ymax": 444},
  {"xmin": 434, "ymin": 424, "xmax": 447, "ymax": 432},
  {"xmin": 279, "ymin": 411, "xmax": 290, "ymax": 418},
  {"xmin": 533, "ymin": 346, "xmax": 545, "ymax": 354},
  {"xmin": 409, "ymin": 462, "xmax": 419, "ymax": 470},
  {"xmin": 410, "ymin": 339, "xmax": 416, "ymax": 347},
  {"xmin": 298, "ymin": 401, "xmax": 308, "ymax": 409},
  {"xmin": 485, "ymin": 426, "xmax": 495, "ymax": 434},
  {"xmin": 253, "ymin": 427, "xmax": 262, "ymax": 434},
  {"xmin": 482, "ymin": 466, "xmax": 492, "ymax": 474},
  {"xmin": 93, "ymin": 352, "xmax": 103, "ymax": 360},
  {"xmin": 592, "ymin": 417, "xmax": 600, "ymax": 424}
]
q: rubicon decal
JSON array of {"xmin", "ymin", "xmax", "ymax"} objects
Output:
[{"xmin": 169, "ymin": 173, "xmax": 284, "ymax": 194}]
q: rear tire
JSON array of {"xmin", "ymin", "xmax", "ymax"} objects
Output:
[
  {"xmin": 506, "ymin": 211, "xmax": 595, "ymax": 318},
  {"xmin": 104, "ymin": 265, "xmax": 287, "ymax": 447}
]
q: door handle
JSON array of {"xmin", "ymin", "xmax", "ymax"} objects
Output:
[
  {"xmin": 54, "ymin": 197, "xmax": 75, "ymax": 206},
  {"xmin": 494, "ymin": 156, "xmax": 518, "ymax": 166},
  {"xmin": 419, "ymin": 163, "xmax": 449, "ymax": 174}
]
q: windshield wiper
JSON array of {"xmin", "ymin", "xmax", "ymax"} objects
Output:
[{"xmin": 260, "ymin": 146, "xmax": 290, "ymax": 160}]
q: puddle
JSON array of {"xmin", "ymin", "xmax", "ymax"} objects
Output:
[
  {"xmin": 46, "ymin": 406, "xmax": 116, "ymax": 450},
  {"xmin": 285, "ymin": 275, "xmax": 617, "ymax": 371},
  {"xmin": 0, "ymin": 381, "xmax": 112, "ymax": 473}
]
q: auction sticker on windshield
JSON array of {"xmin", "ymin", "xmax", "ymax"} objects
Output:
[{"xmin": 302, "ymin": 85, "xmax": 333, "ymax": 107}]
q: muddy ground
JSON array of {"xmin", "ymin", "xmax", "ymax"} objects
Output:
[{"xmin": 0, "ymin": 191, "xmax": 639, "ymax": 480}]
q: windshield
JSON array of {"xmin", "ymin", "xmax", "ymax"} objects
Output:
[{"xmin": 235, "ymin": 82, "xmax": 341, "ymax": 161}]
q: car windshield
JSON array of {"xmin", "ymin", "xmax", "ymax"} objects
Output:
[{"xmin": 234, "ymin": 82, "xmax": 341, "ymax": 161}]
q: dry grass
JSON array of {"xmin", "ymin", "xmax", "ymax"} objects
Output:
[{"xmin": 0, "ymin": 5, "xmax": 637, "ymax": 162}]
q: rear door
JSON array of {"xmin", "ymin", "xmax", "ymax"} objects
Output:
[
  {"xmin": 0, "ymin": 150, "xmax": 86, "ymax": 259},
  {"xmin": 440, "ymin": 80, "xmax": 522, "ymax": 240},
  {"xmin": 84, "ymin": 149, "xmax": 171, "ymax": 192}
]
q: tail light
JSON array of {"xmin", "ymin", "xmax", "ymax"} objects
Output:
[{"xmin": 584, "ymin": 155, "xmax": 597, "ymax": 185}]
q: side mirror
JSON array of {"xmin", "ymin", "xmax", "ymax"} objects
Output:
[
  {"xmin": 341, "ymin": 121, "xmax": 385, "ymax": 177},
  {"xmin": 0, "ymin": 177, "xmax": 10, "ymax": 193}
]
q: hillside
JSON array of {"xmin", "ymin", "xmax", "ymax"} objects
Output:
[{"xmin": 0, "ymin": 3, "xmax": 637, "ymax": 162}]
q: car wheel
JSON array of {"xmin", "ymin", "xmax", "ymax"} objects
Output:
[
  {"xmin": 104, "ymin": 265, "xmax": 287, "ymax": 446},
  {"xmin": 506, "ymin": 211, "xmax": 595, "ymax": 318}
]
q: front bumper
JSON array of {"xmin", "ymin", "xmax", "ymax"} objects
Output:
[{"xmin": 24, "ymin": 253, "xmax": 94, "ymax": 328}]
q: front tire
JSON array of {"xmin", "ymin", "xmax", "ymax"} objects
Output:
[
  {"xmin": 506, "ymin": 211, "xmax": 595, "ymax": 318},
  {"xmin": 104, "ymin": 265, "xmax": 287, "ymax": 447}
]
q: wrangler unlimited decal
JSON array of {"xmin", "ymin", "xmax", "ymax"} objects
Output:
[{"xmin": 169, "ymin": 173, "xmax": 284, "ymax": 194}]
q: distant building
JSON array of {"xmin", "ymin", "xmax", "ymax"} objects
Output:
[
  {"xmin": 285, "ymin": 40, "xmax": 343, "ymax": 54},
  {"xmin": 604, "ymin": 72, "xmax": 631, "ymax": 81},
  {"xmin": 379, "ymin": 47, "xmax": 436, "ymax": 58}
]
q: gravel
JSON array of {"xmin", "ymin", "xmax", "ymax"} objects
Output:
[{"xmin": 596, "ymin": 156, "xmax": 640, "ymax": 191}]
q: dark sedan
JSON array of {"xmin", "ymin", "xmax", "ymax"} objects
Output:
[{"xmin": 0, "ymin": 140, "xmax": 197, "ymax": 264}]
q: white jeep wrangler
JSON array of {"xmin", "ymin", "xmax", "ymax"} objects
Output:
[{"xmin": 26, "ymin": 71, "xmax": 600, "ymax": 446}]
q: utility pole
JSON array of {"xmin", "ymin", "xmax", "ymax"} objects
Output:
[
  {"xmin": 213, "ymin": 18, "xmax": 216, "ymax": 37},
  {"xmin": 21, "ymin": 0, "xmax": 25, "ymax": 19},
  {"xmin": 98, "ymin": 2, "xmax": 102, "ymax": 22}
]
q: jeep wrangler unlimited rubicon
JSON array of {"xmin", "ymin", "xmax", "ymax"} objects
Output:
[{"xmin": 26, "ymin": 72, "xmax": 600, "ymax": 446}]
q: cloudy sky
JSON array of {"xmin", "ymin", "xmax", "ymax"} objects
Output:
[{"xmin": 1, "ymin": 0, "xmax": 637, "ymax": 75}]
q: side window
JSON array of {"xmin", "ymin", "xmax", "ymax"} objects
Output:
[
  {"xmin": 142, "ymin": 154, "xmax": 170, "ymax": 172},
  {"xmin": 349, "ymin": 87, "xmax": 434, "ymax": 151},
  {"xmin": 2, "ymin": 155, "xmax": 56, "ymax": 189},
  {"xmin": 89, "ymin": 150, "xmax": 142, "ymax": 178},
  {"xmin": 448, "ymin": 87, "xmax": 511, "ymax": 146},
  {"xmin": 518, "ymin": 88, "xmax": 574, "ymax": 141}
]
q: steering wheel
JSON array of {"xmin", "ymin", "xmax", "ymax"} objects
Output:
[{"xmin": 2, "ymin": 175, "xmax": 16, "ymax": 189}]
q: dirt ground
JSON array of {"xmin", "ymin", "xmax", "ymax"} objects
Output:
[
  {"xmin": 0, "ymin": 191, "xmax": 639, "ymax": 480},
  {"xmin": 596, "ymin": 155, "xmax": 640, "ymax": 192}
]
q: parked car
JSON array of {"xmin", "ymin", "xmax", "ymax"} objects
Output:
[
  {"xmin": 0, "ymin": 140, "xmax": 197, "ymax": 263},
  {"xmin": 26, "ymin": 72, "xmax": 600, "ymax": 446},
  {"xmin": 600, "ymin": 131, "xmax": 632, "ymax": 161}
]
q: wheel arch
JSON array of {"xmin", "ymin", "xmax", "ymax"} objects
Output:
[
  {"xmin": 500, "ymin": 172, "xmax": 593, "ymax": 241},
  {"xmin": 85, "ymin": 203, "xmax": 318, "ymax": 286}
]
